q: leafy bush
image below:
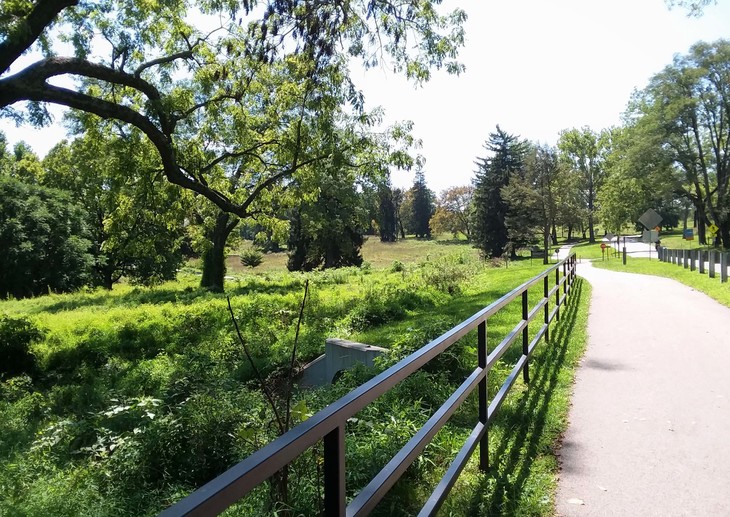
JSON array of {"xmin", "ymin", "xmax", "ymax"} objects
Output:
[
  {"xmin": 348, "ymin": 285, "xmax": 433, "ymax": 331},
  {"xmin": 0, "ymin": 177, "xmax": 94, "ymax": 298},
  {"xmin": 240, "ymin": 247, "xmax": 264, "ymax": 268},
  {"xmin": 0, "ymin": 315, "xmax": 43, "ymax": 376},
  {"xmin": 390, "ymin": 260, "xmax": 406, "ymax": 273}
]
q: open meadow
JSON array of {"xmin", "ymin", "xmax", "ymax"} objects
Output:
[{"xmin": 1, "ymin": 238, "xmax": 589, "ymax": 516}]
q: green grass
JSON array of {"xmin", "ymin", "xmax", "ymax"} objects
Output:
[
  {"xmin": 221, "ymin": 235, "xmax": 483, "ymax": 275},
  {"xmin": 1, "ymin": 245, "xmax": 590, "ymax": 516},
  {"xmin": 436, "ymin": 277, "xmax": 591, "ymax": 516},
  {"xmin": 569, "ymin": 239, "xmax": 618, "ymax": 261},
  {"xmin": 592, "ymin": 255, "xmax": 730, "ymax": 308}
]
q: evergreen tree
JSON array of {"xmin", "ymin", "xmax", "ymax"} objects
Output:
[
  {"xmin": 393, "ymin": 188, "xmax": 407, "ymax": 239},
  {"xmin": 377, "ymin": 181, "xmax": 398, "ymax": 242},
  {"xmin": 471, "ymin": 126, "xmax": 529, "ymax": 258},
  {"xmin": 409, "ymin": 170, "xmax": 435, "ymax": 238}
]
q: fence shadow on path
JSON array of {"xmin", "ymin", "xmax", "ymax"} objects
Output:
[{"xmin": 466, "ymin": 278, "xmax": 584, "ymax": 515}]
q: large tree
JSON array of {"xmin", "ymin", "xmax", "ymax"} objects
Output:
[
  {"xmin": 407, "ymin": 170, "xmax": 434, "ymax": 238},
  {"xmin": 597, "ymin": 125, "xmax": 679, "ymax": 234},
  {"xmin": 502, "ymin": 145, "xmax": 561, "ymax": 263},
  {"xmin": 430, "ymin": 185, "xmax": 473, "ymax": 240},
  {"xmin": 0, "ymin": 0, "xmax": 465, "ymax": 220},
  {"xmin": 42, "ymin": 129, "xmax": 188, "ymax": 289},
  {"xmin": 557, "ymin": 126, "xmax": 609, "ymax": 243},
  {"xmin": 628, "ymin": 40, "xmax": 730, "ymax": 246},
  {"xmin": 471, "ymin": 126, "xmax": 528, "ymax": 258},
  {"xmin": 377, "ymin": 180, "xmax": 398, "ymax": 242},
  {"xmin": 286, "ymin": 171, "xmax": 367, "ymax": 271}
]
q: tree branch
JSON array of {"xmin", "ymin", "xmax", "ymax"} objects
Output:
[
  {"xmin": 134, "ymin": 49, "xmax": 195, "ymax": 78},
  {"xmin": 0, "ymin": 0, "xmax": 78, "ymax": 74},
  {"xmin": 6, "ymin": 57, "xmax": 163, "ymax": 103},
  {"xmin": 199, "ymin": 140, "xmax": 279, "ymax": 175},
  {"xmin": 239, "ymin": 154, "xmax": 328, "ymax": 213}
]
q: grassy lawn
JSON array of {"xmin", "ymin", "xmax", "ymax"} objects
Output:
[
  {"xmin": 1, "ymin": 243, "xmax": 589, "ymax": 516},
  {"xmin": 591, "ymin": 255, "xmax": 730, "ymax": 308},
  {"xmin": 218, "ymin": 235, "xmax": 482, "ymax": 275}
]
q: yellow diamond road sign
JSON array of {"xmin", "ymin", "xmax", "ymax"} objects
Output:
[{"xmin": 709, "ymin": 223, "xmax": 719, "ymax": 235}]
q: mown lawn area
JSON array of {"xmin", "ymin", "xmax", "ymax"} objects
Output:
[
  {"xmin": 1, "ymin": 240, "xmax": 589, "ymax": 516},
  {"xmin": 591, "ymin": 254, "xmax": 730, "ymax": 308}
]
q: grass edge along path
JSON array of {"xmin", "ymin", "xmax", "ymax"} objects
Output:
[
  {"xmin": 591, "ymin": 257, "xmax": 730, "ymax": 308},
  {"xmin": 439, "ymin": 278, "xmax": 592, "ymax": 515}
]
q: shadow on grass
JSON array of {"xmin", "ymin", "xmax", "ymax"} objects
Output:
[
  {"xmin": 31, "ymin": 278, "xmax": 306, "ymax": 315},
  {"xmin": 467, "ymin": 278, "xmax": 584, "ymax": 515},
  {"xmin": 434, "ymin": 239, "xmax": 472, "ymax": 246}
]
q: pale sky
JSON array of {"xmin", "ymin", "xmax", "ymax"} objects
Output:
[{"xmin": 2, "ymin": 0, "xmax": 730, "ymax": 194}]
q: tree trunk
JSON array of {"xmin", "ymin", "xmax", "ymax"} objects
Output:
[
  {"xmin": 698, "ymin": 217, "xmax": 707, "ymax": 246},
  {"xmin": 588, "ymin": 214, "xmax": 596, "ymax": 243},
  {"xmin": 720, "ymin": 224, "xmax": 729, "ymax": 250},
  {"xmin": 200, "ymin": 211, "xmax": 239, "ymax": 292},
  {"xmin": 543, "ymin": 224, "xmax": 550, "ymax": 265}
]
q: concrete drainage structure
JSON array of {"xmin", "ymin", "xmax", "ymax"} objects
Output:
[{"xmin": 299, "ymin": 338, "xmax": 387, "ymax": 387}]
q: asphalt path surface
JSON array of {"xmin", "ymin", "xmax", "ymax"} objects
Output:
[{"xmin": 556, "ymin": 261, "xmax": 730, "ymax": 516}]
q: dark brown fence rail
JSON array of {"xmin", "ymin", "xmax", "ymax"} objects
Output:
[{"xmin": 160, "ymin": 254, "xmax": 578, "ymax": 517}]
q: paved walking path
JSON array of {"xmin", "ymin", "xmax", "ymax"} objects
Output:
[{"xmin": 556, "ymin": 261, "xmax": 730, "ymax": 516}]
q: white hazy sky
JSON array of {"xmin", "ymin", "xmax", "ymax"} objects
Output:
[{"xmin": 2, "ymin": 0, "xmax": 730, "ymax": 194}]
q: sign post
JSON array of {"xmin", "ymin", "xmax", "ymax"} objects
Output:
[{"xmin": 638, "ymin": 209, "xmax": 663, "ymax": 262}]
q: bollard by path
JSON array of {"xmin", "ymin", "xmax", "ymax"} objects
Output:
[
  {"xmin": 683, "ymin": 249, "xmax": 689, "ymax": 269},
  {"xmin": 690, "ymin": 249, "xmax": 696, "ymax": 272},
  {"xmin": 722, "ymin": 252, "xmax": 728, "ymax": 283},
  {"xmin": 709, "ymin": 250, "xmax": 716, "ymax": 278},
  {"xmin": 699, "ymin": 250, "xmax": 706, "ymax": 274}
]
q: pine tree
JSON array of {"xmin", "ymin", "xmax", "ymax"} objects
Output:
[
  {"xmin": 409, "ymin": 170, "xmax": 435, "ymax": 238},
  {"xmin": 377, "ymin": 181, "xmax": 398, "ymax": 242},
  {"xmin": 471, "ymin": 126, "xmax": 529, "ymax": 258}
]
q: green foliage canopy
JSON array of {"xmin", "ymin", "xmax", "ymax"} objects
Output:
[
  {"xmin": 0, "ymin": 175, "xmax": 94, "ymax": 298},
  {"xmin": 0, "ymin": 0, "xmax": 466, "ymax": 218},
  {"xmin": 42, "ymin": 130, "xmax": 188, "ymax": 289}
]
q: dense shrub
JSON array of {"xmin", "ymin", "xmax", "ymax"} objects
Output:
[
  {"xmin": 0, "ymin": 315, "xmax": 43, "ymax": 377},
  {"xmin": 0, "ymin": 177, "xmax": 93, "ymax": 298},
  {"xmin": 347, "ymin": 285, "xmax": 432, "ymax": 331},
  {"xmin": 239, "ymin": 247, "xmax": 264, "ymax": 268}
]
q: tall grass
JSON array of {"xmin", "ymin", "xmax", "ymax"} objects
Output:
[{"xmin": 0, "ymin": 247, "xmax": 590, "ymax": 516}]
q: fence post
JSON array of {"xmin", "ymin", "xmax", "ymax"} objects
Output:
[
  {"xmin": 324, "ymin": 426, "xmax": 346, "ymax": 516},
  {"xmin": 722, "ymin": 252, "xmax": 728, "ymax": 283},
  {"xmin": 690, "ymin": 249, "xmax": 696, "ymax": 271},
  {"xmin": 522, "ymin": 290, "xmax": 529, "ymax": 384},
  {"xmin": 542, "ymin": 275, "xmax": 550, "ymax": 343},
  {"xmin": 699, "ymin": 250, "xmax": 706, "ymax": 274},
  {"xmin": 709, "ymin": 250, "xmax": 716, "ymax": 278},
  {"xmin": 683, "ymin": 250, "xmax": 689, "ymax": 269},
  {"xmin": 555, "ymin": 267, "xmax": 560, "ymax": 321},
  {"xmin": 477, "ymin": 321, "xmax": 488, "ymax": 471}
]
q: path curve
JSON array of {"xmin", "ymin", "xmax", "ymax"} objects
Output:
[{"xmin": 556, "ymin": 261, "xmax": 730, "ymax": 516}]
